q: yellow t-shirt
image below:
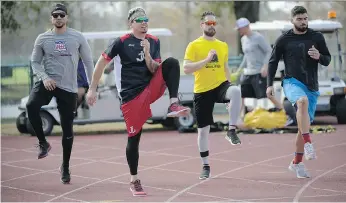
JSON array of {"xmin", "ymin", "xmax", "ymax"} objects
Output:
[{"xmin": 184, "ymin": 37, "xmax": 228, "ymax": 93}]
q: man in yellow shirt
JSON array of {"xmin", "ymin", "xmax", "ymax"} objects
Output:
[{"xmin": 183, "ymin": 11, "xmax": 242, "ymax": 180}]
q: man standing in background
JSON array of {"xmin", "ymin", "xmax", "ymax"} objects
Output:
[{"xmin": 235, "ymin": 18, "xmax": 280, "ymax": 115}]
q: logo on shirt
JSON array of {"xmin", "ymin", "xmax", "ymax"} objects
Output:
[
  {"xmin": 211, "ymin": 54, "xmax": 218, "ymax": 62},
  {"xmin": 136, "ymin": 50, "xmax": 145, "ymax": 62},
  {"xmin": 206, "ymin": 53, "xmax": 220, "ymax": 70},
  {"xmin": 54, "ymin": 40, "xmax": 67, "ymax": 52}
]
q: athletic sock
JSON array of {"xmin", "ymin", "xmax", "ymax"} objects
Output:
[
  {"xmin": 200, "ymin": 151, "xmax": 209, "ymax": 165},
  {"xmin": 228, "ymin": 125, "xmax": 236, "ymax": 130},
  {"xmin": 293, "ymin": 152, "xmax": 304, "ymax": 164},
  {"xmin": 302, "ymin": 133, "xmax": 311, "ymax": 143}
]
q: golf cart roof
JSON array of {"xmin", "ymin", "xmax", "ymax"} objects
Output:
[
  {"xmin": 82, "ymin": 28, "xmax": 173, "ymax": 40},
  {"xmin": 250, "ymin": 20, "xmax": 343, "ymax": 32}
]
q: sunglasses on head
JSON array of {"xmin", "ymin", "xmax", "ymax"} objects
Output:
[
  {"xmin": 204, "ymin": 20, "xmax": 217, "ymax": 26},
  {"xmin": 52, "ymin": 13, "xmax": 66, "ymax": 18},
  {"xmin": 134, "ymin": 17, "xmax": 149, "ymax": 23}
]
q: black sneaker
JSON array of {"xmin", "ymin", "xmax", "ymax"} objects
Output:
[
  {"xmin": 36, "ymin": 142, "xmax": 51, "ymax": 159},
  {"xmin": 225, "ymin": 130, "xmax": 241, "ymax": 145},
  {"xmin": 59, "ymin": 165, "xmax": 71, "ymax": 184},
  {"xmin": 199, "ymin": 165, "xmax": 210, "ymax": 180}
]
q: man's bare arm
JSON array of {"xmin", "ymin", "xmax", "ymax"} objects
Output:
[
  {"xmin": 224, "ymin": 61, "xmax": 231, "ymax": 82},
  {"xmin": 89, "ymin": 55, "xmax": 110, "ymax": 90},
  {"xmin": 144, "ymin": 52, "xmax": 160, "ymax": 74},
  {"xmin": 183, "ymin": 50, "xmax": 215, "ymax": 74},
  {"xmin": 183, "ymin": 59, "xmax": 209, "ymax": 74}
]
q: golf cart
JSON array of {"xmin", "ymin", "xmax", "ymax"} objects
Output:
[
  {"xmin": 249, "ymin": 12, "xmax": 346, "ymax": 124},
  {"xmin": 16, "ymin": 28, "xmax": 197, "ymax": 136}
]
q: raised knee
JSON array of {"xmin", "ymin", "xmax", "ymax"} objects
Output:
[
  {"xmin": 296, "ymin": 96, "xmax": 308, "ymax": 106},
  {"xmin": 163, "ymin": 57, "xmax": 179, "ymax": 66},
  {"xmin": 228, "ymin": 86, "xmax": 241, "ymax": 98}
]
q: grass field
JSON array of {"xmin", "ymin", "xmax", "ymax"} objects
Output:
[
  {"xmin": 1, "ymin": 67, "xmax": 31, "ymax": 104},
  {"xmin": 1, "ymin": 121, "xmax": 165, "ymax": 137},
  {"xmin": 1, "ymin": 67, "xmax": 30, "ymax": 85}
]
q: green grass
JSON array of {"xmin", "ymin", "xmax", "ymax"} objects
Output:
[
  {"xmin": 1, "ymin": 85, "xmax": 29, "ymax": 104},
  {"xmin": 1, "ymin": 68, "xmax": 31, "ymax": 103},
  {"xmin": 1, "ymin": 121, "xmax": 165, "ymax": 136},
  {"xmin": 1, "ymin": 68, "xmax": 30, "ymax": 85}
]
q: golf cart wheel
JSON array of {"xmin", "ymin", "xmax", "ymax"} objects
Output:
[
  {"xmin": 16, "ymin": 112, "xmax": 28, "ymax": 133},
  {"xmin": 336, "ymin": 97, "xmax": 346, "ymax": 124},
  {"xmin": 26, "ymin": 111, "xmax": 54, "ymax": 137},
  {"xmin": 174, "ymin": 105, "xmax": 196, "ymax": 132},
  {"xmin": 161, "ymin": 118, "xmax": 176, "ymax": 130}
]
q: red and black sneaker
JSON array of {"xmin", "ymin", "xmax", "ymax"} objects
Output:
[
  {"xmin": 167, "ymin": 102, "xmax": 190, "ymax": 117},
  {"xmin": 130, "ymin": 179, "xmax": 147, "ymax": 196}
]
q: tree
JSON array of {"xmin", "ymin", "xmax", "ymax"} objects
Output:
[
  {"xmin": 1, "ymin": 1, "xmax": 72, "ymax": 34},
  {"xmin": 1, "ymin": 1, "xmax": 20, "ymax": 33},
  {"xmin": 233, "ymin": 1, "xmax": 260, "ymax": 54}
]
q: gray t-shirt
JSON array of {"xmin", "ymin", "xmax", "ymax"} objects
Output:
[
  {"xmin": 239, "ymin": 31, "xmax": 272, "ymax": 75},
  {"xmin": 31, "ymin": 28, "xmax": 94, "ymax": 93}
]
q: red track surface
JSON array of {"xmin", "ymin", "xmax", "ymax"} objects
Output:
[{"xmin": 2, "ymin": 117, "xmax": 346, "ymax": 202}]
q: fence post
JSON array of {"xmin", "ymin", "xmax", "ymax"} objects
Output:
[{"xmin": 29, "ymin": 61, "xmax": 33, "ymax": 91}]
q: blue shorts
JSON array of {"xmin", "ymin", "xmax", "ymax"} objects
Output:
[
  {"xmin": 77, "ymin": 59, "xmax": 89, "ymax": 88},
  {"xmin": 283, "ymin": 78, "xmax": 320, "ymax": 123}
]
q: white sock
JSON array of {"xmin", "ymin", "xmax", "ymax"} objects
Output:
[
  {"xmin": 131, "ymin": 175, "xmax": 137, "ymax": 182},
  {"xmin": 202, "ymin": 157, "xmax": 209, "ymax": 165},
  {"xmin": 170, "ymin": 98, "xmax": 178, "ymax": 104}
]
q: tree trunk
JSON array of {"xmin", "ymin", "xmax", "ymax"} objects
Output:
[
  {"xmin": 233, "ymin": 1, "xmax": 260, "ymax": 55},
  {"xmin": 185, "ymin": 2, "xmax": 191, "ymax": 46}
]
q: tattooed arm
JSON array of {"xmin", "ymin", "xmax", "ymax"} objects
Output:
[{"xmin": 142, "ymin": 38, "xmax": 161, "ymax": 74}]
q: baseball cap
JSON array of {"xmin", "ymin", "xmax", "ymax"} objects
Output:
[
  {"xmin": 51, "ymin": 3, "xmax": 68, "ymax": 15},
  {"xmin": 235, "ymin": 18, "xmax": 250, "ymax": 29}
]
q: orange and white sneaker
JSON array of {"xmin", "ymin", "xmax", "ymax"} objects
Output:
[
  {"xmin": 130, "ymin": 179, "xmax": 147, "ymax": 197},
  {"xmin": 167, "ymin": 102, "xmax": 190, "ymax": 117}
]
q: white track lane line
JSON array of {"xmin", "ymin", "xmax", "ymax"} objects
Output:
[
  {"xmin": 293, "ymin": 163, "xmax": 346, "ymax": 202},
  {"xmin": 44, "ymin": 143, "xmax": 271, "ymax": 202},
  {"xmin": 165, "ymin": 142, "xmax": 346, "ymax": 202}
]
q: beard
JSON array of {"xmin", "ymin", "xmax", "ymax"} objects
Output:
[
  {"xmin": 54, "ymin": 22, "xmax": 65, "ymax": 29},
  {"xmin": 294, "ymin": 24, "xmax": 308, "ymax": 32},
  {"xmin": 204, "ymin": 27, "xmax": 216, "ymax": 37}
]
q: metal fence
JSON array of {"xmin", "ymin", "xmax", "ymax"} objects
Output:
[{"xmin": 1, "ymin": 64, "xmax": 32, "ymax": 105}]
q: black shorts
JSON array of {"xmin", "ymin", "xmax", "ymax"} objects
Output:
[
  {"xmin": 194, "ymin": 81, "xmax": 231, "ymax": 128},
  {"xmin": 240, "ymin": 74, "xmax": 267, "ymax": 99}
]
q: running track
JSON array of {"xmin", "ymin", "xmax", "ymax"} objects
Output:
[{"xmin": 2, "ymin": 117, "xmax": 346, "ymax": 202}]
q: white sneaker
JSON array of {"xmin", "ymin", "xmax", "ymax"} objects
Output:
[
  {"xmin": 289, "ymin": 162, "xmax": 311, "ymax": 178},
  {"xmin": 304, "ymin": 142, "xmax": 317, "ymax": 160}
]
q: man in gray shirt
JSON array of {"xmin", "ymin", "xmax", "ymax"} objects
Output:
[
  {"xmin": 26, "ymin": 3, "xmax": 94, "ymax": 184},
  {"xmin": 235, "ymin": 18, "xmax": 279, "ymax": 114}
]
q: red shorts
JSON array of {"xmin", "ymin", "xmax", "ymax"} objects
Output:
[{"xmin": 121, "ymin": 65, "xmax": 166, "ymax": 137}]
